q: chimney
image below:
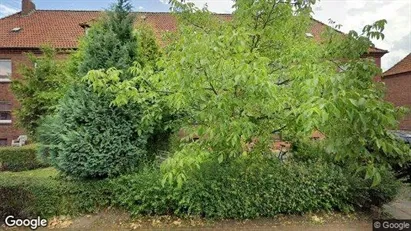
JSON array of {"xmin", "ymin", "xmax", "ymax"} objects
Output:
[{"xmin": 22, "ymin": 0, "xmax": 36, "ymax": 16}]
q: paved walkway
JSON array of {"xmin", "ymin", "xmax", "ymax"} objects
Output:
[
  {"xmin": 384, "ymin": 201, "xmax": 411, "ymax": 219},
  {"xmin": 383, "ymin": 184, "xmax": 411, "ymax": 219}
]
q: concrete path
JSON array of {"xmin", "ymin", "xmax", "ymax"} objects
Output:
[
  {"xmin": 384, "ymin": 201, "xmax": 411, "ymax": 219},
  {"xmin": 383, "ymin": 184, "xmax": 411, "ymax": 219}
]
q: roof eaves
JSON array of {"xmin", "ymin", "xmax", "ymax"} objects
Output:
[
  {"xmin": 383, "ymin": 70, "xmax": 411, "ymax": 78},
  {"xmin": 0, "ymin": 11, "xmax": 21, "ymax": 20}
]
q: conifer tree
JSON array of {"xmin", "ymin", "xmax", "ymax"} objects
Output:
[{"xmin": 38, "ymin": 0, "xmax": 154, "ymax": 179}]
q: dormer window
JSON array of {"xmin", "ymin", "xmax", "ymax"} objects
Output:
[
  {"xmin": 11, "ymin": 27, "xmax": 21, "ymax": 32},
  {"xmin": 79, "ymin": 22, "xmax": 92, "ymax": 35}
]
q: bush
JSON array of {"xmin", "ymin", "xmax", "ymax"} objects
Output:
[
  {"xmin": 0, "ymin": 168, "xmax": 112, "ymax": 220},
  {"xmin": 112, "ymin": 158, "xmax": 356, "ymax": 218},
  {"xmin": 348, "ymin": 168, "xmax": 400, "ymax": 209},
  {"xmin": 112, "ymin": 166, "xmax": 173, "ymax": 216},
  {"xmin": 38, "ymin": 86, "xmax": 150, "ymax": 179},
  {"xmin": 0, "ymin": 145, "xmax": 48, "ymax": 172}
]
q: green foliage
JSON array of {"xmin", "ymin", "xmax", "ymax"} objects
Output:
[
  {"xmin": 111, "ymin": 166, "xmax": 173, "ymax": 216},
  {"xmin": 113, "ymin": 158, "xmax": 350, "ymax": 218},
  {"xmin": 37, "ymin": 0, "xmax": 159, "ymax": 179},
  {"xmin": 135, "ymin": 24, "xmax": 162, "ymax": 68},
  {"xmin": 11, "ymin": 46, "xmax": 72, "ymax": 137},
  {"xmin": 348, "ymin": 167, "xmax": 400, "ymax": 208},
  {"xmin": 112, "ymin": 156, "xmax": 400, "ymax": 218},
  {"xmin": 292, "ymin": 141, "xmax": 400, "ymax": 207},
  {"xmin": 77, "ymin": 0, "xmax": 137, "ymax": 76},
  {"xmin": 38, "ymin": 86, "xmax": 150, "ymax": 179},
  {"xmin": 84, "ymin": 0, "xmax": 411, "ymax": 185},
  {"xmin": 0, "ymin": 145, "xmax": 47, "ymax": 172},
  {"xmin": 0, "ymin": 168, "xmax": 112, "ymax": 220}
]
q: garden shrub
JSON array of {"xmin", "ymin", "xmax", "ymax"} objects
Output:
[
  {"xmin": 112, "ymin": 157, "xmax": 355, "ymax": 219},
  {"xmin": 112, "ymin": 156, "xmax": 401, "ymax": 219},
  {"xmin": 347, "ymin": 168, "xmax": 400, "ymax": 209},
  {"xmin": 0, "ymin": 145, "xmax": 48, "ymax": 172},
  {"xmin": 0, "ymin": 168, "xmax": 112, "ymax": 220},
  {"xmin": 38, "ymin": 86, "xmax": 150, "ymax": 179},
  {"xmin": 112, "ymin": 166, "xmax": 173, "ymax": 216},
  {"xmin": 292, "ymin": 142, "xmax": 400, "ymax": 209}
]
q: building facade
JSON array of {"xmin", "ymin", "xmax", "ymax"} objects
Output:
[{"xmin": 383, "ymin": 53, "xmax": 411, "ymax": 131}]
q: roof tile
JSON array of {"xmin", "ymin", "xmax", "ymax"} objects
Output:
[
  {"xmin": 384, "ymin": 53, "xmax": 411, "ymax": 77},
  {"xmin": 0, "ymin": 10, "xmax": 387, "ymax": 55}
]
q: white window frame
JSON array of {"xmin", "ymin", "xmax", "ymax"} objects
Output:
[{"xmin": 0, "ymin": 59, "xmax": 12, "ymax": 83}]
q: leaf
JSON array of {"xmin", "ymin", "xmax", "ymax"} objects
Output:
[
  {"xmin": 371, "ymin": 171, "xmax": 381, "ymax": 187},
  {"xmin": 218, "ymin": 154, "xmax": 224, "ymax": 163},
  {"xmin": 358, "ymin": 98, "xmax": 366, "ymax": 106}
]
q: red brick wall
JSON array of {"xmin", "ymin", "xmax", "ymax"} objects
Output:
[
  {"xmin": 0, "ymin": 49, "xmax": 30, "ymax": 144},
  {"xmin": 0, "ymin": 48, "xmax": 62, "ymax": 145},
  {"xmin": 383, "ymin": 71, "xmax": 411, "ymax": 131},
  {"xmin": 371, "ymin": 55, "xmax": 383, "ymax": 82}
]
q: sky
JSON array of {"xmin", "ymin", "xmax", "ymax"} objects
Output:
[{"xmin": 0, "ymin": 0, "xmax": 410, "ymax": 71}]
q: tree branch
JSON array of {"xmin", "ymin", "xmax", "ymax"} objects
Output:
[{"xmin": 272, "ymin": 124, "xmax": 287, "ymax": 134}]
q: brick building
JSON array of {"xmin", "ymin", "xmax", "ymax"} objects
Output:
[
  {"xmin": 383, "ymin": 53, "xmax": 411, "ymax": 131},
  {"xmin": 0, "ymin": 0, "xmax": 388, "ymax": 145}
]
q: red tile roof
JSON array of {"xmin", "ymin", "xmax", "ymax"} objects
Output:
[
  {"xmin": 0, "ymin": 10, "xmax": 102, "ymax": 49},
  {"xmin": 0, "ymin": 10, "xmax": 183, "ymax": 49},
  {"xmin": 0, "ymin": 10, "xmax": 387, "ymax": 55},
  {"xmin": 384, "ymin": 53, "xmax": 411, "ymax": 77}
]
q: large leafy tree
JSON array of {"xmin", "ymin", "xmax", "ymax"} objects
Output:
[
  {"xmin": 85, "ymin": 0, "xmax": 411, "ymax": 185},
  {"xmin": 38, "ymin": 0, "xmax": 162, "ymax": 179},
  {"xmin": 12, "ymin": 46, "xmax": 72, "ymax": 137}
]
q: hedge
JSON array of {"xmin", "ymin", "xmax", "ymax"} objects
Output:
[
  {"xmin": 111, "ymin": 157, "xmax": 400, "ymax": 219},
  {"xmin": 0, "ymin": 160, "xmax": 400, "ymax": 220},
  {"xmin": 0, "ymin": 168, "xmax": 112, "ymax": 220},
  {"xmin": 0, "ymin": 145, "xmax": 48, "ymax": 172}
]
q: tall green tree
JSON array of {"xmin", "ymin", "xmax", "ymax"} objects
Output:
[
  {"xmin": 12, "ymin": 46, "xmax": 72, "ymax": 137},
  {"xmin": 38, "ymin": 0, "xmax": 161, "ymax": 179},
  {"xmin": 77, "ymin": 0, "xmax": 137, "ymax": 76},
  {"xmin": 85, "ymin": 0, "xmax": 411, "ymax": 185}
]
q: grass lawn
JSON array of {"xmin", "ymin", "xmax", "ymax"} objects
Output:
[{"xmin": 0, "ymin": 167, "xmax": 57, "ymax": 179}]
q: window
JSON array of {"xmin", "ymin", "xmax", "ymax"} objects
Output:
[
  {"xmin": 0, "ymin": 139, "xmax": 7, "ymax": 146},
  {"xmin": 0, "ymin": 102, "xmax": 11, "ymax": 124},
  {"xmin": 0, "ymin": 60, "xmax": 12, "ymax": 82},
  {"xmin": 0, "ymin": 111, "xmax": 11, "ymax": 120}
]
